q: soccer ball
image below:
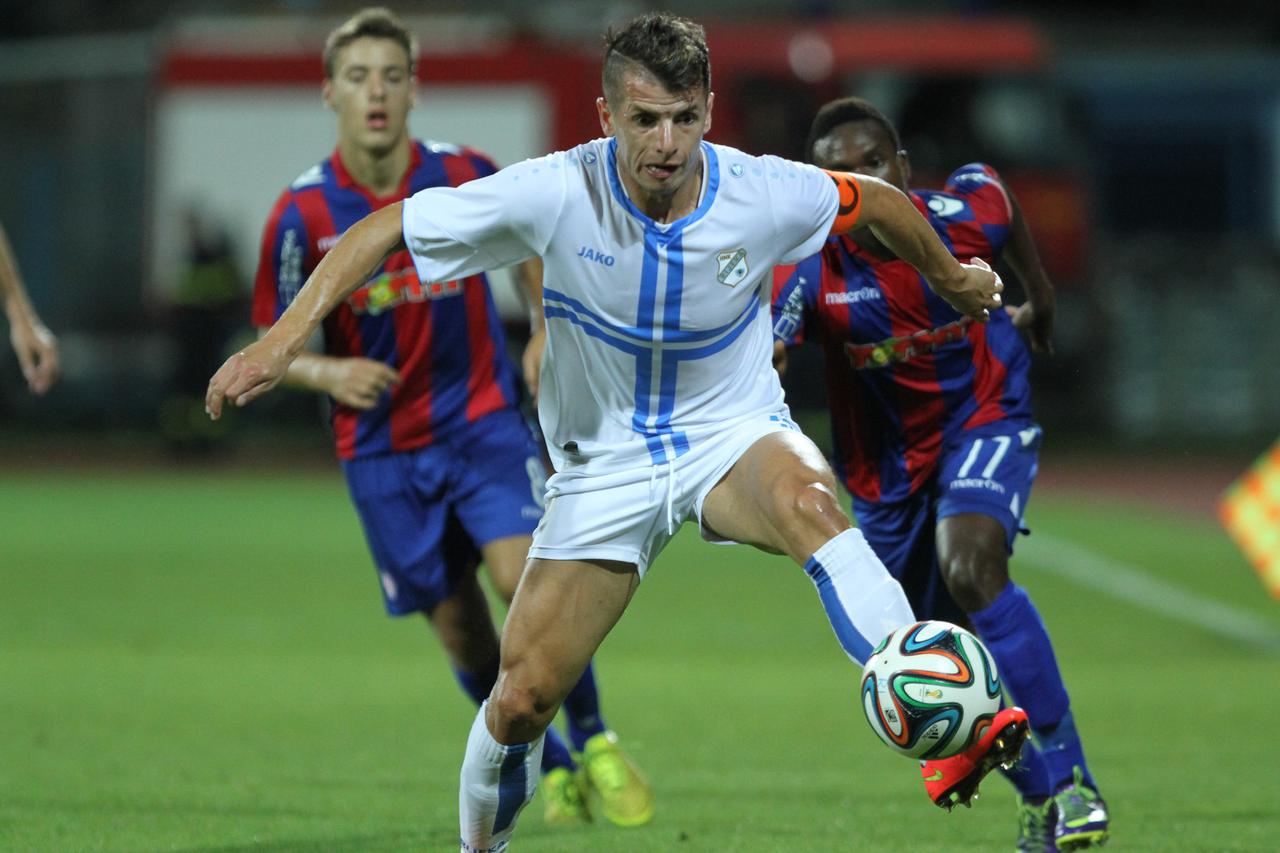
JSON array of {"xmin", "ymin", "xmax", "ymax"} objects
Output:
[{"xmin": 860, "ymin": 621, "xmax": 1002, "ymax": 760}]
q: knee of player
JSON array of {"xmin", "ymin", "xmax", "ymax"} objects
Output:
[
  {"xmin": 771, "ymin": 477, "xmax": 846, "ymax": 542},
  {"xmin": 938, "ymin": 542, "xmax": 1008, "ymax": 611},
  {"xmin": 786, "ymin": 477, "xmax": 841, "ymax": 520},
  {"xmin": 490, "ymin": 674, "xmax": 557, "ymax": 733}
]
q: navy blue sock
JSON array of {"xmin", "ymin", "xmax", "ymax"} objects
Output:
[
  {"xmin": 562, "ymin": 661, "xmax": 607, "ymax": 752},
  {"xmin": 1036, "ymin": 710, "xmax": 1094, "ymax": 791},
  {"xmin": 998, "ymin": 732, "xmax": 1053, "ymax": 800},
  {"xmin": 540, "ymin": 727, "xmax": 577, "ymax": 774},
  {"xmin": 453, "ymin": 664, "xmax": 575, "ymax": 773},
  {"xmin": 969, "ymin": 582, "xmax": 1093, "ymax": 791},
  {"xmin": 453, "ymin": 663, "xmax": 498, "ymax": 706}
]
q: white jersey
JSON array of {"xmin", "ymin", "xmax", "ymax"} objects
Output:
[{"xmin": 402, "ymin": 137, "xmax": 839, "ymax": 475}]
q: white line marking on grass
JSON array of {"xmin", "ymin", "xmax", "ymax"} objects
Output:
[{"xmin": 1019, "ymin": 533, "xmax": 1280, "ymax": 655}]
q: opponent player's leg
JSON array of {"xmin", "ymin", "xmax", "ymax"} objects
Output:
[
  {"xmin": 910, "ymin": 513, "xmax": 1050, "ymax": 824},
  {"xmin": 460, "ymin": 556, "xmax": 638, "ymax": 852},
  {"xmin": 423, "ymin": 560, "xmax": 501, "ymax": 696},
  {"xmin": 935, "ymin": 427, "xmax": 1107, "ymax": 847},
  {"xmin": 700, "ymin": 429, "xmax": 914, "ymax": 663},
  {"xmin": 342, "ymin": 448, "xmax": 504, "ymax": 704}
]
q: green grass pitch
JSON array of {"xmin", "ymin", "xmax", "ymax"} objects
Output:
[{"xmin": 3, "ymin": 469, "xmax": 1278, "ymax": 851}]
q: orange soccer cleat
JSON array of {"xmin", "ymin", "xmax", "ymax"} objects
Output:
[{"xmin": 921, "ymin": 706, "xmax": 1030, "ymax": 811}]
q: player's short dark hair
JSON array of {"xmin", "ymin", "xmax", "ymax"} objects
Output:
[
  {"xmin": 323, "ymin": 7, "xmax": 418, "ymax": 79},
  {"xmin": 805, "ymin": 96, "xmax": 902, "ymax": 163},
  {"xmin": 602, "ymin": 13, "xmax": 710, "ymax": 104}
]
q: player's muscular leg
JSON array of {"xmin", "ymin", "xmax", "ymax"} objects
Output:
[
  {"xmin": 480, "ymin": 534, "xmax": 534, "ymax": 603},
  {"xmin": 936, "ymin": 513, "xmax": 1010, "ymax": 612},
  {"xmin": 488, "ymin": 557, "xmax": 638, "ymax": 744},
  {"xmin": 701, "ymin": 431, "xmax": 851, "ymax": 564},
  {"xmin": 425, "ymin": 570, "xmax": 500, "ymax": 674}
]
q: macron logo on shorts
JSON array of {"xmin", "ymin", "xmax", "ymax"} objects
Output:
[
  {"xmin": 949, "ymin": 477, "xmax": 1007, "ymax": 495},
  {"xmin": 380, "ymin": 571, "xmax": 399, "ymax": 601}
]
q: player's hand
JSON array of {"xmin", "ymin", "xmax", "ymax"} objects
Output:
[
  {"xmin": 772, "ymin": 339, "xmax": 789, "ymax": 377},
  {"xmin": 10, "ymin": 318, "xmax": 59, "ymax": 395},
  {"xmin": 522, "ymin": 326, "xmax": 546, "ymax": 401},
  {"xmin": 206, "ymin": 337, "xmax": 292, "ymax": 420},
  {"xmin": 935, "ymin": 258, "xmax": 1003, "ymax": 322},
  {"xmin": 1005, "ymin": 296, "xmax": 1055, "ymax": 355},
  {"xmin": 325, "ymin": 358, "xmax": 400, "ymax": 410}
]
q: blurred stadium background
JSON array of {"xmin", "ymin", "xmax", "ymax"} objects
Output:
[
  {"xmin": 3, "ymin": 2, "xmax": 1280, "ymax": 850},
  {"xmin": 4, "ymin": 0, "xmax": 1280, "ymax": 454}
]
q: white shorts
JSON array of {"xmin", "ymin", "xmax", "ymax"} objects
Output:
[{"xmin": 529, "ymin": 409, "xmax": 801, "ymax": 576}]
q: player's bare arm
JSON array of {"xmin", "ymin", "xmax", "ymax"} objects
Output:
[
  {"xmin": 206, "ymin": 202, "xmax": 405, "ymax": 418},
  {"xmin": 255, "ymin": 328, "xmax": 400, "ymax": 411},
  {"xmin": 825, "ymin": 170, "xmax": 1003, "ymax": 322},
  {"xmin": 1000, "ymin": 186, "xmax": 1056, "ymax": 355},
  {"xmin": 515, "ymin": 256, "xmax": 546, "ymax": 398},
  {"xmin": 0, "ymin": 222, "xmax": 59, "ymax": 395}
]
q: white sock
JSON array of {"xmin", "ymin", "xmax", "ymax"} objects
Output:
[
  {"xmin": 804, "ymin": 528, "xmax": 914, "ymax": 665},
  {"xmin": 459, "ymin": 702, "xmax": 544, "ymax": 853}
]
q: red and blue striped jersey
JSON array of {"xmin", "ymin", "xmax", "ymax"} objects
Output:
[
  {"xmin": 771, "ymin": 163, "xmax": 1031, "ymax": 503},
  {"xmin": 252, "ymin": 140, "xmax": 520, "ymax": 460}
]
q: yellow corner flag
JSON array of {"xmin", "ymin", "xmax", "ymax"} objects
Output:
[{"xmin": 1220, "ymin": 440, "xmax": 1280, "ymax": 598}]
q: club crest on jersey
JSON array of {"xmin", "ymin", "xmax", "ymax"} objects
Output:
[{"xmin": 716, "ymin": 248, "xmax": 749, "ymax": 286}]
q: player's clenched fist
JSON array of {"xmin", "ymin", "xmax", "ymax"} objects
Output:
[
  {"xmin": 325, "ymin": 358, "xmax": 401, "ymax": 410},
  {"xmin": 205, "ymin": 338, "xmax": 290, "ymax": 420},
  {"xmin": 935, "ymin": 257, "xmax": 1003, "ymax": 323}
]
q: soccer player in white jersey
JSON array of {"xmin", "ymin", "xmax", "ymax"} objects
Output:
[{"xmin": 208, "ymin": 14, "xmax": 1022, "ymax": 851}]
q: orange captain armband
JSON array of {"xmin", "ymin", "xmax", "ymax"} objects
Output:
[{"xmin": 822, "ymin": 170, "xmax": 863, "ymax": 235}]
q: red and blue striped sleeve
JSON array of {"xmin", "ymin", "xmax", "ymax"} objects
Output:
[
  {"xmin": 771, "ymin": 252, "xmax": 824, "ymax": 347},
  {"xmin": 251, "ymin": 190, "xmax": 311, "ymax": 327},
  {"xmin": 464, "ymin": 148, "xmax": 499, "ymax": 179},
  {"xmin": 943, "ymin": 163, "xmax": 1013, "ymax": 260}
]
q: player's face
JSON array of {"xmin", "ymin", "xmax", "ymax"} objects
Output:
[
  {"xmin": 597, "ymin": 70, "xmax": 713, "ymax": 201},
  {"xmin": 812, "ymin": 119, "xmax": 910, "ymax": 192},
  {"xmin": 323, "ymin": 37, "xmax": 415, "ymax": 155}
]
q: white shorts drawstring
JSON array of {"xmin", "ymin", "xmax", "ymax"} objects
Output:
[
  {"xmin": 664, "ymin": 459, "xmax": 677, "ymax": 535},
  {"xmin": 649, "ymin": 459, "xmax": 679, "ymax": 536}
]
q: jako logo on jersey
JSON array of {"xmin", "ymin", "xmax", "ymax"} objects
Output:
[
  {"xmin": 716, "ymin": 248, "xmax": 749, "ymax": 286},
  {"xmin": 577, "ymin": 246, "xmax": 615, "ymax": 266},
  {"xmin": 347, "ymin": 267, "xmax": 461, "ymax": 315},
  {"xmin": 927, "ymin": 196, "xmax": 966, "ymax": 218},
  {"xmin": 825, "ymin": 287, "xmax": 882, "ymax": 305}
]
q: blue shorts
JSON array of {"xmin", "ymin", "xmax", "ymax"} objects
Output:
[
  {"xmin": 853, "ymin": 422, "xmax": 1041, "ymax": 622},
  {"xmin": 341, "ymin": 409, "xmax": 546, "ymax": 616}
]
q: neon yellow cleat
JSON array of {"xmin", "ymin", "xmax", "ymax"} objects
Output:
[
  {"xmin": 581, "ymin": 731, "xmax": 654, "ymax": 827},
  {"xmin": 541, "ymin": 766, "xmax": 591, "ymax": 826},
  {"xmin": 1053, "ymin": 766, "xmax": 1109, "ymax": 850}
]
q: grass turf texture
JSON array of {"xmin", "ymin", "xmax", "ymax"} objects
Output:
[{"xmin": 3, "ymin": 470, "xmax": 1277, "ymax": 851}]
